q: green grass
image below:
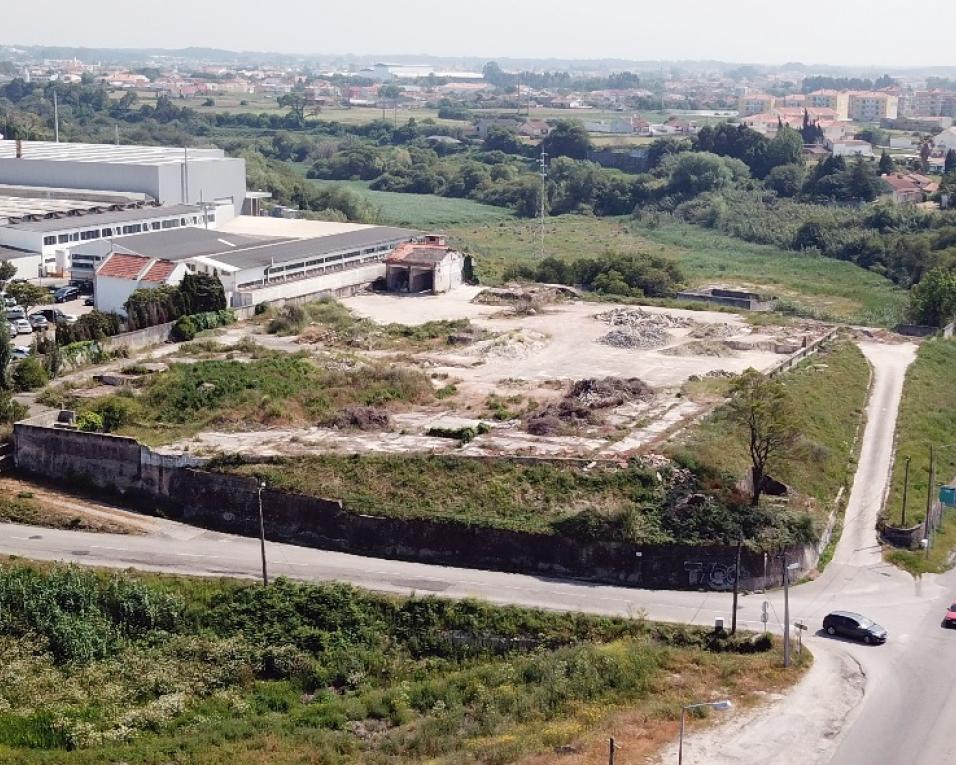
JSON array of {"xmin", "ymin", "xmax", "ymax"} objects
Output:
[
  {"xmin": 0, "ymin": 563, "xmax": 801, "ymax": 765},
  {"xmin": 886, "ymin": 508, "xmax": 956, "ymax": 575},
  {"xmin": 448, "ymin": 216, "xmax": 908, "ymax": 326},
  {"xmin": 885, "ymin": 338, "xmax": 956, "ymax": 527},
  {"xmin": 308, "ymin": 179, "xmax": 515, "ymax": 229},
  {"xmin": 673, "ymin": 341, "xmax": 871, "ymax": 522}
]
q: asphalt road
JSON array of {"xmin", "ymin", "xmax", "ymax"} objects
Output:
[{"xmin": 2, "ymin": 340, "xmax": 953, "ymax": 763}]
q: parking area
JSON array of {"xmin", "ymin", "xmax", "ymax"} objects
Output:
[{"xmin": 5, "ymin": 281, "xmax": 96, "ymax": 351}]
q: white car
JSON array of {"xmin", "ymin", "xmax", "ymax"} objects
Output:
[
  {"xmin": 13, "ymin": 318, "xmax": 32, "ymax": 335},
  {"xmin": 6, "ymin": 322, "xmax": 18, "ymax": 337},
  {"xmin": 11, "ymin": 346, "xmax": 30, "ymax": 360}
]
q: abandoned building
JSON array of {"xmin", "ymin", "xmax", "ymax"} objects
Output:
[{"xmin": 385, "ymin": 235, "xmax": 466, "ymax": 294}]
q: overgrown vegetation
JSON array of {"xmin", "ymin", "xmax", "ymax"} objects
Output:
[
  {"xmin": 71, "ymin": 353, "xmax": 434, "ymax": 445},
  {"xmin": 225, "ymin": 453, "xmax": 816, "ymax": 548},
  {"xmin": 673, "ymin": 342, "xmax": 870, "ymax": 518},
  {"xmin": 885, "ymin": 338, "xmax": 956, "ymax": 527},
  {"xmin": 0, "ymin": 563, "xmax": 796, "ymax": 764}
]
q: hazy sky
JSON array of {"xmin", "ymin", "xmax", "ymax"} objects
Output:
[{"xmin": 6, "ymin": 0, "xmax": 956, "ymax": 68}]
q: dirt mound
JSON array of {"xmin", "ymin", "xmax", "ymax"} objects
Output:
[
  {"xmin": 599, "ymin": 326, "xmax": 669, "ymax": 349},
  {"xmin": 596, "ymin": 307, "xmax": 695, "ymax": 329},
  {"xmin": 330, "ymin": 406, "xmax": 391, "ymax": 431},
  {"xmin": 569, "ymin": 377, "xmax": 654, "ymax": 408},
  {"xmin": 473, "ymin": 284, "xmax": 579, "ymax": 309},
  {"xmin": 527, "ymin": 377, "xmax": 653, "ymax": 434},
  {"xmin": 689, "ymin": 322, "xmax": 739, "ymax": 339},
  {"xmin": 661, "ymin": 340, "xmax": 738, "ymax": 357},
  {"xmin": 472, "ymin": 329, "xmax": 548, "ymax": 359}
]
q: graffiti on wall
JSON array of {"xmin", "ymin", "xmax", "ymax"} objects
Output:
[{"xmin": 683, "ymin": 560, "xmax": 747, "ymax": 591}]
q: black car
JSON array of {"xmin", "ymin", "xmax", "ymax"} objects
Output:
[
  {"xmin": 823, "ymin": 611, "xmax": 887, "ymax": 644},
  {"xmin": 54, "ymin": 286, "xmax": 79, "ymax": 303}
]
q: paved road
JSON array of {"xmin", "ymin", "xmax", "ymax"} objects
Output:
[{"xmin": 3, "ymin": 340, "xmax": 953, "ymax": 763}]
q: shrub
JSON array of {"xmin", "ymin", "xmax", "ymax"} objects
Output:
[
  {"xmin": 12, "ymin": 356, "xmax": 49, "ymax": 391},
  {"xmin": 76, "ymin": 411, "xmax": 104, "ymax": 432},
  {"xmin": 171, "ymin": 315, "xmax": 198, "ymax": 342}
]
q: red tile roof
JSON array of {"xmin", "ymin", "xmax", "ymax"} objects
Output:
[
  {"xmin": 97, "ymin": 253, "xmax": 152, "ymax": 280},
  {"xmin": 142, "ymin": 260, "xmax": 177, "ymax": 283}
]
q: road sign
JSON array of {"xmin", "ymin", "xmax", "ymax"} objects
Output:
[
  {"xmin": 761, "ymin": 600, "xmax": 769, "ymax": 624},
  {"xmin": 794, "ymin": 621, "xmax": 807, "ymax": 631}
]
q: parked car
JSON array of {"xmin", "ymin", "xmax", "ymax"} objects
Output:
[
  {"xmin": 822, "ymin": 611, "xmax": 887, "ymax": 644},
  {"xmin": 6, "ymin": 306, "xmax": 26, "ymax": 321},
  {"xmin": 13, "ymin": 318, "xmax": 32, "ymax": 335},
  {"xmin": 28, "ymin": 313, "xmax": 49, "ymax": 332},
  {"xmin": 84, "ymin": 296, "xmax": 94, "ymax": 307},
  {"xmin": 69, "ymin": 279, "xmax": 94, "ymax": 295},
  {"xmin": 37, "ymin": 308, "xmax": 76, "ymax": 325},
  {"xmin": 6, "ymin": 322, "xmax": 18, "ymax": 337},
  {"xmin": 1, "ymin": 295, "xmax": 16, "ymax": 308},
  {"xmin": 10, "ymin": 346, "xmax": 31, "ymax": 360},
  {"xmin": 54, "ymin": 286, "xmax": 80, "ymax": 303}
]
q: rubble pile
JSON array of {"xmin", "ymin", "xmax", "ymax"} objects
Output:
[
  {"xmin": 569, "ymin": 377, "xmax": 654, "ymax": 408},
  {"xmin": 689, "ymin": 322, "xmax": 739, "ymax": 339},
  {"xmin": 596, "ymin": 307, "xmax": 695, "ymax": 329},
  {"xmin": 599, "ymin": 326, "xmax": 670, "ymax": 349},
  {"xmin": 661, "ymin": 340, "xmax": 738, "ymax": 358}
]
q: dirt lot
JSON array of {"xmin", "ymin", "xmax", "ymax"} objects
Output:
[{"xmin": 145, "ymin": 289, "xmax": 827, "ymax": 461}]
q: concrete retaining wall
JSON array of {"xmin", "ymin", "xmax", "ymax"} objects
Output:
[{"xmin": 12, "ymin": 419, "xmax": 809, "ymax": 591}]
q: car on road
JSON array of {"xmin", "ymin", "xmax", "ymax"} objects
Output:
[
  {"xmin": 943, "ymin": 602, "xmax": 956, "ymax": 628},
  {"xmin": 12, "ymin": 318, "xmax": 32, "ymax": 335},
  {"xmin": 28, "ymin": 313, "xmax": 49, "ymax": 332},
  {"xmin": 823, "ymin": 611, "xmax": 887, "ymax": 644}
]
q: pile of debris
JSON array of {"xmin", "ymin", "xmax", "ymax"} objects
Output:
[
  {"xmin": 527, "ymin": 376, "xmax": 653, "ymax": 435},
  {"xmin": 472, "ymin": 329, "xmax": 548, "ymax": 359},
  {"xmin": 473, "ymin": 284, "xmax": 579, "ymax": 312},
  {"xmin": 661, "ymin": 340, "xmax": 738, "ymax": 357},
  {"xmin": 689, "ymin": 322, "xmax": 739, "ymax": 339},
  {"xmin": 687, "ymin": 369, "xmax": 737, "ymax": 382},
  {"xmin": 329, "ymin": 406, "xmax": 391, "ymax": 431},
  {"xmin": 599, "ymin": 326, "xmax": 670, "ymax": 349},
  {"xmin": 596, "ymin": 307, "xmax": 695, "ymax": 329}
]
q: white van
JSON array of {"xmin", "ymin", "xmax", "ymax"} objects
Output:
[{"xmin": 6, "ymin": 306, "xmax": 26, "ymax": 320}]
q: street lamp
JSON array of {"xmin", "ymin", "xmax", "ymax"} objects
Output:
[
  {"xmin": 678, "ymin": 699, "xmax": 732, "ymax": 765},
  {"xmin": 257, "ymin": 481, "xmax": 268, "ymax": 586}
]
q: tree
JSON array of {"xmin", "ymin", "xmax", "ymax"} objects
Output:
[
  {"xmin": 665, "ymin": 151, "xmax": 749, "ymax": 196},
  {"xmin": 879, "ymin": 150, "xmax": 895, "ymax": 175},
  {"xmin": 0, "ymin": 261, "xmax": 16, "ymax": 291},
  {"xmin": 277, "ymin": 92, "xmax": 307, "ymax": 125},
  {"xmin": 727, "ymin": 369, "xmax": 799, "ymax": 507},
  {"xmin": 483, "ymin": 126, "xmax": 523, "ymax": 155},
  {"xmin": 0, "ymin": 320, "xmax": 10, "ymax": 390},
  {"xmin": 6, "ymin": 281, "xmax": 48, "ymax": 314},
  {"xmin": 909, "ymin": 268, "xmax": 956, "ymax": 327},
  {"xmin": 540, "ymin": 120, "xmax": 592, "ymax": 160},
  {"xmin": 945, "ymin": 149, "xmax": 956, "ymax": 174},
  {"xmin": 761, "ymin": 126, "xmax": 804, "ymax": 177},
  {"xmin": 12, "ymin": 356, "xmax": 48, "ymax": 392},
  {"xmin": 766, "ymin": 163, "xmax": 805, "ymax": 197}
]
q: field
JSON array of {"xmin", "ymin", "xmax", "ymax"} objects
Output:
[
  {"xmin": 672, "ymin": 341, "xmax": 871, "ymax": 512},
  {"xmin": 0, "ymin": 563, "xmax": 802, "ymax": 765},
  {"xmin": 308, "ymin": 179, "xmax": 515, "ymax": 228},
  {"xmin": 447, "ymin": 216, "xmax": 909, "ymax": 326},
  {"xmin": 884, "ymin": 337, "xmax": 956, "ymax": 528}
]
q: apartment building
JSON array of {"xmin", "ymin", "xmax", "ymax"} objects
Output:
[
  {"xmin": 847, "ymin": 92, "xmax": 898, "ymax": 122},
  {"xmin": 806, "ymin": 90, "xmax": 850, "ymax": 120},
  {"xmin": 737, "ymin": 93, "xmax": 775, "ymax": 117}
]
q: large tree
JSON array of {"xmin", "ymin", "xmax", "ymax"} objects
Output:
[
  {"xmin": 909, "ymin": 268, "xmax": 956, "ymax": 327},
  {"xmin": 6, "ymin": 281, "xmax": 48, "ymax": 315},
  {"xmin": 945, "ymin": 149, "xmax": 956, "ymax": 175},
  {"xmin": 0, "ymin": 261, "xmax": 15, "ymax": 291},
  {"xmin": 727, "ymin": 369, "xmax": 799, "ymax": 507},
  {"xmin": 879, "ymin": 150, "xmax": 895, "ymax": 175},
  {"xmin": 540, "ymin": 120, "xmax": 592, "ymax": 160}
]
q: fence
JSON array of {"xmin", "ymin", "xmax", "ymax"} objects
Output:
[{"xmin": 766, "ymin": 327, "xmax": 839, "ymax": 378}]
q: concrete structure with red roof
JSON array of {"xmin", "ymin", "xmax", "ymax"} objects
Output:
[{"xmin": 385, "ymin": 235, "xmax": 466, "ymax": 294}]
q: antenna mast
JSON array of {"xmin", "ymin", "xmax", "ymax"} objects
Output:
[
  {"xmin": 53, "ymin": 89, "xmax": 59, "ymax": 142},
  {"xmin": 537, "ymin": 149, "xmax": 548, "ymax": 258}
]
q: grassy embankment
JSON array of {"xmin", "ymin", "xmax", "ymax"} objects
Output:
[
  {"xmin": 883, "ymin": 338, "xmax": 956, "ymax": 575},
  {"xmin": 0, "ymin": 563, "xmax": 804, "ymax": 765},
  {"xmin": 448, "ymin": 216, "xmax": 908, "ymax": 326},
  {"xmin": 671, "ymin": 342, "xmax": 871, "ymax": 539}
]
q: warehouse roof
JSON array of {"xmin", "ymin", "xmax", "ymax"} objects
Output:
[
  {"xmin": 109, "ymin": 227, "xmax": 291, "ymax": 262},
  {"xmin": 204, "ymin": 226, "xmax": 415, "ymax": 271},
  {"xmin": 6, "ymin": 204, "xmax": 201, "ymax": 233},
  {"xmin": 0, "ymin": 245, "xmax": 37, "ymax": 262},
  {"xmin": 0, "ymin": 140, "xmax": 229, "ymax": 166}
]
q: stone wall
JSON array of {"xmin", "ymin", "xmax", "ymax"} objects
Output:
[{"xmin": 13, "ymin": 420, "xmax": 807, "ymax": 591}]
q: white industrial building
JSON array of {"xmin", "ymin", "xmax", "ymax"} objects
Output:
[
  {"xmin": 0, "ymin": 140, "xmax": 245, "ymax": 220},
  {"xmin": 86, "ymin": 218, "xmax": 416, "ymax": 310}
]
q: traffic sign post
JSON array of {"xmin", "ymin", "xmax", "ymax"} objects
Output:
[
  {"xmin": 794, "ymin": 621, "xmax": 807, "ymax": 658},
  {"xmin": 761, "ymin": 600, "xmax": 769, "ymax": 632}
]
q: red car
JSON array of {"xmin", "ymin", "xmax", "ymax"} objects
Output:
[{"xmin": 945, "ymin": 602, "xmax": 956, "ymax": 628}]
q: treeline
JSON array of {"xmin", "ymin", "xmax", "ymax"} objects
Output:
[
  {"xmin": 481, "ymin": 61, "xmax": 641, "ymax": 91},
  {"xmin": 504, "ymin": 253, "xmax": 684, "ymax": 298},
  {"xmin": 801, "ymin": 74, "xmax": 896, "ymax": 93}
]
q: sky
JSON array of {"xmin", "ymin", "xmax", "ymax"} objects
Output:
[{"xmin": 6, "ymin": 0, "xmax": 956, "ymax": 68}]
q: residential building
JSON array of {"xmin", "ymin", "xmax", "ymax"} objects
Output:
[
  {"xmin": 881, "ymin": 172, "xmax": 939, "ymax": 204},
  {"xmin": 737, "ymin": 93, "xmax": 775, "ymax": 117},
  {"xmin": 933, "ymin": 127, "xmax": 956, "ymax": 152},
  {"xmin": 93, "ymin": 253, "xmax": 188, "ymax": 315},
  {"xmin": 847, "ymin": 92, "xmax": 898, "ymax": 122},
  {"xmin": 806, "ymin": 90, "xmax": 850, "ymax": 120}
]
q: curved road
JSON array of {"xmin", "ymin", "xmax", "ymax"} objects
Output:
[{"xmin": 2, "ymin": 341, "xmax": 951, "ymax": 763}]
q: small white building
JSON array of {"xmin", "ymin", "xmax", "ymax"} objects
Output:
[
  {"xmin": 385, "ymin": 235, "xmax": 465, "ymax": 294},
  {"xmin": 933, "ymin": 127, "xmax": 956, "ymax": 152},
  {"xmin": 827, "ymin": 138, "xmax": 874, "ymax": 158},
  {"xmin": 93, "ymin": 252, "xmax": 187, "ymax": 316}
]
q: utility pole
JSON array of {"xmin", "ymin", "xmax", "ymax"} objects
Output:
[
  {"xmin": 537, "ymin": 150, "xmax": 548, "ymax": 258},
  {"xmin": 257, "ymin": 481, "xmax": 269, "ymax": 586},
  {"xmin": 782, "ymin": 552, "xmax": 791, "ymax": 668},
  {"xmin": 608, "ymin": 737, "xmax": 616, "ymax": 765},
  {"xmin": 925, "ymin": 445, "xmax": 936, "ymax": 558},
  {"xmin": 53, "ymin": 89, "xmax": 59, "ymax": 143},
  {"xmin": 901, "ymin": 456, "xmax": 911, "ymax": 526},
  {"xmin": 731, "ymin": 535, "xmax": 742, "ymax": 634}
]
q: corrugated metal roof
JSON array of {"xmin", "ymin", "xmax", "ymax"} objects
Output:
[
  {"xmin": 0, "ymin": 140, "xmax": 228, "ymax": 167},
  {"xmin": 110, "ymin": 227, "xmax": 290, "ymax": 261},
  {"xmin": 7, "ymin": 204, "xmax": 201, "ymax": 232}
]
